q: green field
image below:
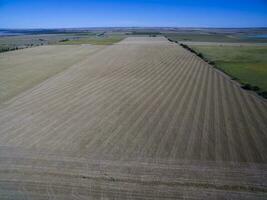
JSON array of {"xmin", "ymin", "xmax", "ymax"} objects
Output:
[
  {"xmin": 166, "ymin": 33, "xmax": 267, "ymax": 43},
  {"xmin": 190, "ymin": 45, "xmax": 267, "ymax": 92}
]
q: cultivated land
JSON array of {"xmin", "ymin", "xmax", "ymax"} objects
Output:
[
  {"xmin": 58, "ymin": 36, "xmax": 124, "ymax": 45},
  {"xmin": 0, "ymin": 32, "xmax": 124, "ymax": 51},
  {"xmin": 0, "ymin": 37, "xmax": 267, "ymax": 199},
  {"xmin": 0, "ymin": 45, "xmax": 104, "ymax": 103},
  {"xmin": 190, "ymin": 45, "xmax": 267, "ymax": 91},
  {"xmin": 165, "ymin": 33, "xmax": 267, "ymax": 43},
  {"xmin": 1, "ymin": 27, "xmax": 267, "ymax": 52},
  {"xmin": 164, "ymin": 28, "xmax": 267, "ymax": 43}
]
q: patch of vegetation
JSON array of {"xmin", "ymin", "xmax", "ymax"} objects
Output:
[
  {"xmin": 258, "ymin": 91, "xmax": 267, "ymax": 98},
  {"xmin": 59, "ymin": 39, "xmax": 70, "ymax": 42},
  {"xmin": 190, "ymin": 45, "xmax": 267, "ymax": 98},
  {"xmin": 242, "ymin": 84, "xmax": 260, "ymax": 91},
  {"xmin": 97, "ymin": 32, "xmax": 106, "ymax": 37}
]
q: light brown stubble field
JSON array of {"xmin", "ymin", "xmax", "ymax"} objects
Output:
[{"xmin": 0, "ymin": 37, "xmax": 266, "ymax": 199}]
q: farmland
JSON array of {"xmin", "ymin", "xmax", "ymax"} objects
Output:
[
  {"xmin": 165, "ymin": 33, "xmax": 267, "ymax": 43},
  {"xmin": 189, "ymin": 45, "xmax": 267, "ymax": 92},
  {"xmin": 0, "ymin": 37, "xmax": 267, "ymax": 199},
  {"xmin": 164, "ymin": 28, "xmax": 267, "ymax": 43},
  {"xmin": 1, "ymin": 27, "xmax": 267, "ymax": 52},
  {"xmin": 58, "ymin": 36, "xmax": 124, "ymax": 45},
  {"xmin": 0, "ymin": 45, "xmax": 104, "ymax": 103},
  {"xmin": 0, "ymin": 30, "xmax": 124, "ymax": 51}
]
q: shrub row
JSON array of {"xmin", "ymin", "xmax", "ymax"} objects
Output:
[
  {"xmin": 259, "ymin": 91, "xmax": 267, "ymax": 99},
  {"xmin": 0, "ymin": 47, "xmax": 19, "ymax": 53},
  {"xmin": 241, "ymin": 84, "xmax": 267, "ymax": 99},
  {"xmin": 179, "ymin": 43, "xmax": 212, "ymax": 62},
  {"xmin": 59, "ymin": 39, "xmax": 70, "ymax": 42},
  {"xmin": 242, "ymin": 84, "xmax": 260, "ymax": 91},
  {"xmin": 0, "ymin": 43, "xmax": 44, "ymax": 53}
]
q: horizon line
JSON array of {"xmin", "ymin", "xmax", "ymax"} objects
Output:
[{"xmin": 1, "ymin": 26, "xmax": 267, "ymax": 30}]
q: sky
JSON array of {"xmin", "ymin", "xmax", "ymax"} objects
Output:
[{"xmin": 0, "ymin": 0, "xmax": 266, "ymax": 28}]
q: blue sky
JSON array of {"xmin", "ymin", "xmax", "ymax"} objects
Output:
[{"xmin": 0, "ymin": 0, "xmax": 266, "ymax": 28}]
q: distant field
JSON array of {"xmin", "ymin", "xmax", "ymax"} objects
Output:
[
  {"xmin": 190, "ymin": 45, "xmax": 267, "ymax": 92},
  {"xmin": 0, "ymin": 34, "xmax": 86, "ymax": 47},
  {"xmin": 166, "ymin": 33, "xmax": 267, "ymax": 43},
  {"xmin": 0, "ymin": 45, "xmax": 103, "ymax": 103},
  {"xmin": 177, "ymin": 41, "xmax": 267, "ymax": 46},
  {"xmin": 58, "ymin": 36, "xmax": 124, "ymax": 45},
  {"xmin": 0, "ymin": 32, "xmax": 112, "ymax": 50},
  {"xmin": 1, "ymin": 28, "xmax": 267, "ymax": 52}
]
